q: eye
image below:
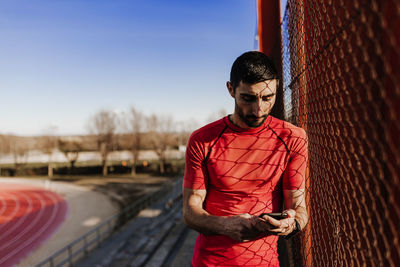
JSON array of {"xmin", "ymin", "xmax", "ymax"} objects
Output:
[
  {"xmin": 262, "ymin": 95, "xmax": 274, "ymax": 101},
  {"xmin": 241, "ymin": 95, "xmax": 256, "ymax": 102}
]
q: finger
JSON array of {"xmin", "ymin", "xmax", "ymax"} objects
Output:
[
  {"xmin": 279, "ymin": 218, "xmax": 294, "ymax": 229},
  {"xmin": 269, "ymin": 221, "xmax": 294, "ymax": 233},
  {"xmin": 277, "ymin": 231, "xmax": 289, "ymax": 236},
  {"xmin": 278, "ymin": 226, "xmax": 294, "ymax": 236},
  {"xmin": 283, "ymin": 209, "xmax": 296, "ymax": 218},
  {"xmin": 268, "ymin": 227, "xmax": 287, "ymax": 234},
  {"xmin": 274, "ymin": 221, "xmax": 296, "ymax": 236},
  {"xmin": 261, "ymin": 215, "xmax": 282, "ymax": 227},
  {"xmin": 266, "ymin": 230, "xmax": 279, "ymax": 236}
]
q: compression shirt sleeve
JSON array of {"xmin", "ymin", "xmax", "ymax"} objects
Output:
[
  {"xmin": 183, "ymin": 133, "xmax": 208, "ymax": 190},
  {"xmin": 282, "ymin": 128, "xmax": 308, "ymax": 190}
]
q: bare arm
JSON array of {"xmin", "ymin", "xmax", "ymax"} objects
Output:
[
  {"xmin": 182, "ymin": 187, "xmax": 224, "ymax": 235},
  {"xmin": 283, "ymin": 189, "xmax": 308, "ymax": 230},
  {"xmin": 262, "ymin": 128, "xmax": 309, "ymax": 235},
  {"xmin": 261, "ymin": 188, "xmax": 308, "ymax": 236},
  {"xmin": 182, "ymin": 187, "xmax": 266, "ymax": 242}
]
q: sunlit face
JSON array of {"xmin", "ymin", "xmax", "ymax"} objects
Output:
[{"xmin": 227, "ymin": 80, "xmax": 277, "ymax": 128}]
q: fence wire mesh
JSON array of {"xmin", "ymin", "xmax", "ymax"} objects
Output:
[{"xmin": 281, "ymin": 0, "xmax": 400, "ymax": 266}]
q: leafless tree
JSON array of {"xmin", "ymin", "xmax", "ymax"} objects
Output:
[
  {"xmin": 87, "ymin": 110, "xmax": 117, "ymax": 176},
  {"xmin": 0, "ymin": 135, "xmax": 10, "ymax": 156},
  {"xmin": 58, "ymin": 139, "xmax": 82, "ymax": 170},
  {"xmin": 0, "ymin": 135, "xmax": 7, "ymax": 175},
  {"xmin": 8, "ymin": 136, "xmax": 30, "ymax": 173},
  {"xmin": 38, "ymin": 127, "xmax": 58, "ymax": 178},
  {"xmin": 147, "ymin": 114, "xmax": 175, "ymax": 175},
  {"xmin": 206, "ymin": 108, "xmax": 228, "ymax": 123},
  {"xmin": 176, "ymin": 119, "xmax": 199, "ymax": 147},
  {"xmin": 125, "ymin": 107, "xmax": 144, "ymax": 177}
]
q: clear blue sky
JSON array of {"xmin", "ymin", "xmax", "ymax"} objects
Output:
[{"xmin": 0, "ymin": 0, "xmax": 259, "ymax": 136}]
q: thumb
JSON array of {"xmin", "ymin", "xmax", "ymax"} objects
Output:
[{"xmin": 283, "ymin": 209, "xmax": 296, "ymax": 218}]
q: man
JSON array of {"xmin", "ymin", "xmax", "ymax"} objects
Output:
[{"xmin": 183, "ymin": 51, "xmax": 308, "ymax": 266}]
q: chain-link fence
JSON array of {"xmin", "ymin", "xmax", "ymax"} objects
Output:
[{"xmin": 281, "ymin": 0, "xmax": 400, "ymax": 266}]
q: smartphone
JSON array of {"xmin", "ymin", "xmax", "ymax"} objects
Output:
[{"xmin": 259, "ymin": 212, "xmax": 288, "ymax": 220}]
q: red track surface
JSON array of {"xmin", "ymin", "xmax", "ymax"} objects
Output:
[{"xmin": 0, "ymin": 183, "xmax": 68, "ymax": 267}]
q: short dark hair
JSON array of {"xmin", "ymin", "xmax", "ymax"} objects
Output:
[{"xmin": 229, "ymin": 51, "xmax": 279, "ymax": 90}]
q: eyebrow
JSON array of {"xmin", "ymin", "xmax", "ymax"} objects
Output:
[{"xmin": 240, "ymin": 93, "xmax": 276, "ymax": 97}]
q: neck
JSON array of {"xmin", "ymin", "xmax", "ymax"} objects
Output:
[{"xmin": 229, "ymin": 114, "xmax": 251, "ymax": 129}]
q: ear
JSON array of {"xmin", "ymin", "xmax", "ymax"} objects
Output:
[{"xmin": 226, "ymin": 81, "xmax": 235, "ymax": 98}]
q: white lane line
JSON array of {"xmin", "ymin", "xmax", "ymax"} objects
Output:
[
  {"xmin": 0, "ymin": 190, "xmax": 63, "ymax": 265},
  {"xmin": 0, "ymin": 192, "xmax": 33, "ymax": 243},
  {"xmin": 0, "ymin": 192, "xmax": 8, "ymax": 217},
  {"xmin": 0, "ymin": 191, "xmax": 23, "ymax": 233},
  {"xmin": 0, "ymin": 190, "xmax": 37, "ymax": 250},
  {"xmin": 0, "ymin": 190, "xmax": 19, "ymax": 222}
]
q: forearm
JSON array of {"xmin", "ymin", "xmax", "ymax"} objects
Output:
[
  {"xmin": 183, "ymin": 188, "xmax": 228, "ymax": 236},
  {"xmin": 183, "ymin": 205, "xmax": 227, "ymax": 235},
  {"xmin": 283, "ymin": 189, "xmax": 308, "ymax": 231},
  {"xmin": 293, "ymin": 206, "xmax": 308, "ymax": 230},
  {"xmin": 183, "ymin": 188, "xmax": 261, "ymax": 241}
]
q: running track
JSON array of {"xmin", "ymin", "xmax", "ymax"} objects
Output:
[{"xmin": 0, "ymin": 183, "xmax": 68, "ymax": 267}]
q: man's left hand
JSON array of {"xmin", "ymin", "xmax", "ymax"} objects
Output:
[{"xmin": 258, "ymin": 209, "xmax": 297, "ymax": 236}]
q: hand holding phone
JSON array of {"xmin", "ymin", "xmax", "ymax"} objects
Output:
[
  {"xmin": 259, "ymin": 212, "xmax": 288, "ymax": 220},
  {"xmin": 251, "ymin": 212, "xmax": 290, "ymax": 233}
]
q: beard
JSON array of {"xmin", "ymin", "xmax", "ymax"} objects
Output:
[{"xmin": 235, "ymin": 101, "xmax": 268, "ymax": 128}]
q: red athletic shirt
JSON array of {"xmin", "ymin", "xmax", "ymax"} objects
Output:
[{"xmin": 183, "ymin": 115, "xmax": 308, "ymax": 267}]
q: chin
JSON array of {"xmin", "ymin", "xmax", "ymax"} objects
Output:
[
  {"xmin": 246, "ymin": 122, "xmax": 264, "ymax": 128},
  {"xmin": 244, "ymin": 118, "xmax": 266, "ymax": 128}
]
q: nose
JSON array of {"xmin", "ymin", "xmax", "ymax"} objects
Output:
[{"xmin": 252, "ymin": 99, "xmax": 264, "ymax": 117}]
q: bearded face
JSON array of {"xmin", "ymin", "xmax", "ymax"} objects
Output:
[{"xmin": 228, "ymin": 80, "xmax": 277, "ymax": 129}]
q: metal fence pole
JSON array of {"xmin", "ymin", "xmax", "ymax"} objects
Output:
[
  {"xmin": 84, "ymin": 236, "xmax": 88, "ymax": 255},
  {"xmin": 68, "ymin": 245, "xmax": 73, "ymax": 266}
]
